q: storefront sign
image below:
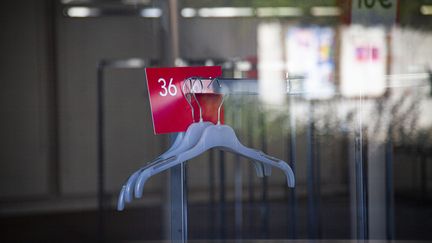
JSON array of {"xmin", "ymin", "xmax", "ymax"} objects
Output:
[{"xmin": 351, "ymin": 0, "xmax": 399, "ymax": 27}]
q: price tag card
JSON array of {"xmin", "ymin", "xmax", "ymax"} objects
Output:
[{"xmin": 145, "ymin": 66, "xmax": 222, "ymax": 134}]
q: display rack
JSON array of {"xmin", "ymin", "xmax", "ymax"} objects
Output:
[{"xmin": 96, "ymin": 63, "xmax": 432, "ymax": 241}]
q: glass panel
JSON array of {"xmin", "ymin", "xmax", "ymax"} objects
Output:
[{"xmin": 178, "ymin": 0, "xmax": 432, "ymax": 241}]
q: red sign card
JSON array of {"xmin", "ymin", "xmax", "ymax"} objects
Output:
[{"xmin": 145, "ymin": 66, "xmax": 223, "ymax": 134}]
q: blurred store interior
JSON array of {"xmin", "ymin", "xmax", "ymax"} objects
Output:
[{"xmin": 1, "ymin": 0, "xmax": 432, "ymax": 241}]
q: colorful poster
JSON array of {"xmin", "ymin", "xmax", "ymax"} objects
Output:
[
  {"xmin": 340, "ymin": 25, "xmax": 387, "ymax": 97},
  {"xmin": 285, "ymin": 27, "xmax": 336, "ymax": 99}
]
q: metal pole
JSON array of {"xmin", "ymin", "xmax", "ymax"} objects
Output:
[
  {"xmin": 307, "ymin": 101, "xmax": 317, "ymax": 239},
  {"xmin": 421, "ymin": 152, "xmax": 427, "ymax": 202},
  {"xmin": 47, "ymin": 0, "xmax": 61, "ymax": 198},
  {"xmin": 355, "ymin": 90, "xmax": 368, "ymax": 239},
  {"xmin": 288, "ymin": 96, "xmax": 297, "ymax": 239},
  {"xmin": 315, "ymin": 128, "xmax": 322, "ymax": 238},
  {"xmin": 234, "ymin": 155, "xmax": 243, "ymax": 239},
  {"xmin": 159, "ymin": 0, "xmax": 186, "ymax": 241},
  {"xmin": 218, "ymin": 150, "xmax": 226, "ymax": 239},
  {"xmin": 209, "ymin": 148, "xmax": 216, "ymax": 238},
  {"xmin": 385, "ymin": 130, "xmax": 395, "ymax": 240},
  {"xmin": 234, "ymin": 98, "xmax": 243, "ymax": 239},
  {"xmin": 159, "ymin": 0, "xmax": 179, "ymax": 66},
  {"xmin": 246, "ymin": 97, "xmax": 255, "ymax": 237},
  {"xmin": 169, "ymin": 133, "xmax": 188, "ymax": 241},
  {"xmin": 259, "ymin": 109, "xmax": 269, "ymax": 238},
  {"xmin": 97, "ymin": 62, "xmax": 106, "ymax": 242},
  {"xmin": 354, "ymin": 132, "xmax": 367, "ymax": 239}
]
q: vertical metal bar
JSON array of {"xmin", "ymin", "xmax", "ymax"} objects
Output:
[
  {"xmin": 209, "ymin": 149, "xmax": 216, "ymax": 238},
  {"xmin": 419, "ymin": 148, "xmax": 427, "ymax": 202},
  {"xmin": 46, "ymin": 0, "xmax": 61, "ymax": 197},
  {"xmin": 411, "ymin": 148, "xmax": 416, "ymax": 192},
  {"xmin": 169, "ymin": 133, "xmax": 187, "ymax": 242},
  {"xmin": 315, "ymin": 130, "xmax": 322, "ymax": 238},
  {"xmin": 159, "ymin": 0, "xmax": 184, "ymax": 241},
  {"xmin": 355, "ymin": 131, "xmax": 367, "ymax": 239},
  {"xmin": 288, "ymin": 96, "xmax": 297, "ymax": 239},
  {"xmin": 246, "ymin": 97, "xmax": 255, "ymax": 237},
  {"xmin": 367, "ymin": 134, "xmax": 387, "ymax": 239},
  {"xmin": 385, "ymin": 132, "xmax": 395, "ymax": 240},
  {"xmin": 234, "ymin": 99, "xmax": 243, "ymax": 239},
  {"xmin": 347, "ymin": 129, "xmax": 357, "ymax": 238},
  {"xmin": 169, "ymin": 134, "xmax": 187, "ymax": 242},
  {"xmin": 96, "ymin": 63, "xmax": 105, "ymax": 242},
  {"xmin": 235, "ymin": 155, "xmax": 243, "ymax": 239},
  {"xmin": 248, "ymin": 159, "xmax": 254, "ymax": 203},
  {"xmin": 364, "ymin": 137, "xmax": 369, "ymax": 239},
  {"xmin": 219, "ymin": 151, "xmax": 226, "ymax": 239},
  {"xmin": 247, "ymin": 99, "xmax": 255, "ymax": 204},
  {"xmin": 307, "ymin": 101, "xmax": 317, "ymax": 239},
  {"xmin": 259, "ymin": 109, "xmax": 269, "ymax": 238},
  {"xmin": 159, "ymin": 0, "xmax": 179, "ymax": 66},
  {"xmin": 355, "ymin": 90, "xmax": 368, "ymax": 239},
  {"xmin": 421, "ymin": 152, "xmax": 427, "ymax": 201},
  {"xmin": 183, "ymin": 162, "xmax": 188, "ymax": 240},
  {"xmin": 170, "ymin": 163, "xmax": 187, "ymax": 241}
]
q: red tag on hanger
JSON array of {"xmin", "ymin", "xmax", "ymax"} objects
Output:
[{"xmin": 145, "ymin": 66, "xmax": 223, "ymax": 134}]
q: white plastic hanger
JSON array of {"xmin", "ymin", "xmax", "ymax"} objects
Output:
[
  {"xmin": 117, "ymin": 78, "xmax": 271, "ymax": 210},
  {"xmin": 132, "ymin": 80, "xmax": 295, "ymax": 199}
]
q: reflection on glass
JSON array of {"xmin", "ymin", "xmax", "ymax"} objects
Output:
[{"xmin": 341, "ymin": 25, "xmax": 387, "ymax": 97}]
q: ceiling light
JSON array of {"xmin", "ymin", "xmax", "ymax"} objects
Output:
[
  {"xmin": 257, "ymin": 7, "xmax": 303, "ymax": 17},
  {"xmin": 198, "ymin": 7, "xmax": 254, "ymax": 18},
  {"xmin": 66, "ymin": 7, "xmax": 99, "ymax": 17},
  {"xmin": 122, "ymin": 0, "xmax": 151, "ymax": 5},
  {"xmin": 181, "ymin": 8, "xmax": 197, "ymax": 18},
  {"xmin": 311, "ymin": 6, "xmax": 341, "ymax": 16},
  {"xmin": 140, "ymin": 8, "xmax": 162, "ymax": 18}
]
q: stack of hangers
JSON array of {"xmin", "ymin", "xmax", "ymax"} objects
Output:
[{"xmin": 117, "ymin": 77, "xmax": 295, "ymax": 211}]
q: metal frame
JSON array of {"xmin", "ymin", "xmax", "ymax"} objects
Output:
[
  {"xmin": 96, "ymin": 58, "xmax": 148, "ymax": 241},
  {"xmin": 169, "ymin": 133, "xmax": 188, "ymax": 241}
]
